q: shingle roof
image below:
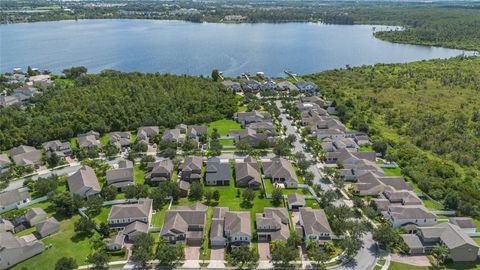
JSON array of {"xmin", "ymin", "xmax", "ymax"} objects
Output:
[
  {"xmin": 106, "ymin": 167, "xmax": 134, "ymax": 184},
  {"xmin": 288, "ymin": 193, "xmax": 306, "ymax": 206},
  {"xmin": 181, "ymin": 156, "xmax": 203, "ymax": 173},
  {"xmin": 123, "ymin": 220, "xmax": 149, "ymax": 236},
  {"xmin": 299, "ymin": 207, "xmax": 332, "ymax": 236},
  {"xmin": 161, "ymin": 203, "xmax": 207, "ymax": 236},
  {"xmin": 388, "ymin": 206, "xmax": 436, "ymax": 220},
  {"xmin": 262, "ymin": 158, "xmax": 298, "ymax": 184},
  {"xmin": 67, "ymin": 166, "xmax": 101, "ymax": 195},
  {"xmin": 108, "ymin": 199, "xmax": 152, "ymax": 220},
  {"xmin": 235, "ymin": 158, "xmax": 261, "ymax": 187},
  {"xmin": 36, "ymin": 217, "xmax": 60, "ymax": 236},
  {"xmin": 9, "ymin": 145, "xmax": 42, "ymax": 165},
  {"xmin": 25, "ymin": 208, "xmax": 47, "ymax": 222},
  {"xmin": 206, "ymin": 158, "xmax": 231, "ymax": 182},
  {"xmin": 224, "ymin": 211, "xmax": 250, "ymax": 236},
  {"xmin": 0, "ymin": 189, "xmax": 30, "ymax": 207},
  {"xmin": 401, "ymin": 234, "xmax": 424, "ymax": 250},
  {"xmin": 449, "ymin": 217, "xmax": 477, "ymax": 229}
]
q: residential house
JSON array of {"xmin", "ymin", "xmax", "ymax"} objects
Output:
[
  {"xmin": 107, "ymin": 233, "xmax": 126, "ymax": 251},
  {"xmin": 27, "ymin": 74, "xmax": 51, "ymax": 86},
  {"xmin": 137, "ymin": 126, "xmax": 159, "ymax": 143},
  {"xmin": 222, "ymin": 80, "xmax": 241, "ymax": 92},
  {"xmin": 36, "ymin": 217, "xmax": 60, "ymax": 238},
  {"xmin": 12, "ymin": 86, "xmax": 40, "ymax": 103},
  {"xmin": 247, "ymin": 121, "xmax": 276, "ymax": 134},
  {"xmin": 276, "ymin": 81, "xmax": 299, "ymax": 91},
  {"xmin": 67, "ymin": 166, "xmax": 101, "ymax": 198},
  {"xmin": 235, "ymin": 157, "xmax": 261, "ymax": 188},
  {"xmin": 109, "ymin": 132, "xmax": 131, "ymax": 150},
  {"xmin": 0, "ymin": 218, "xmax": 14, "ymax": 233},
  {"xmin": 449, "ymin": 217, "xmax": 477, "ymax": 234},
  {"xmin": 42, "ymin": 140, "xmax": 72, "ymax": 160},
  {"xmin": 241, "ymin": 80, "xmax": 262, "ymax": 91},
  {"xmin": 188, "ymin": 126, "xmax": 208, "ymax": 142},
  {"xmin": 25, "ymin": 208, "xmax": 47, "ymax": 227},
  {"xmin": 287, "ymin": 193, "xmax": 306, "ymax": 210},
  {"xmin": 315, "ymin": 129, "xmax": 345, "ymax": 141},
  {"xmin": 162, "ymin": 128, "xmax": 183, "ymax": 143},
  {"xmin": 402, "ymin": 223, "xmax": 479, "ymax": 262},
  {"xmin": 262, "ymin": 158, "xmax": 298, "ymax": 188},
  {"xmin": 340, "ymin": 159, "xmax": 383, "ymax": 181},
  {"xmin": 262, "ymin": 80, "xmax": 277, "ymax": 91},
  {"xmin": 354, "ymin": 135, "xmax": 370, "ymax": 146},
  {"xmin": 387, "ymin": 206, "xmax": 437, "ymax": 227},
  {"xmin": 0, "ymin": 190, "xmax": 30, "ymax": 214},
  {"xmin": 231, "ymin": 128, "xmax": 269, "ymax": 147},
  {"xmin": 161, "ymin": 202, "xmax": 207, "ymax": 246},
  {"xmin": 145, "ymin": 159, "xmax": 174, "ymax": 185},
  {"xmin": 7, "ymin": 73, "xmax": 26, "ymax": 84},
  {"xmin": 106, "ymin": 160, "xmax": 134, "ymax": 192},
  {"xmin": 301, "ymin": 96, "xmax": 326, "ymax": 108},
  {"xmin": 326, "ymin": 148, "xmax": 375, "ymax": 164},
  {"xmin": 332, "ymin": 138, "xmax": 358, "ymax": 152},
  {"xmin": 108, "ymin": 199, "xmax": 153, "ymax": 232},
  {"xmin": 297, "ymin": 207, "xmax": 332, "ymax": 245},
  {"xmin": 0, "ymin": 232, "xmax": 45, "ymax": 269},
  {"xmin": 9, "ymin": 145, "xmax": 43, "ymax": 167},
  {"xmin": 224, "ymin": 211, "xmax": 251, "ymax": 247},
  {"xmin": 256, "ymin": 208, "xmax": 290, "ymax": 242},
  {"xmin": 0, "ymin": 95, "xmax": 20, "ymax": 107},
  {"xmin": 234, "ymin": 111, "xmax": 271, "ymax": 127},
  {"xmin": 175, "ymin": 124, "xmax": 188, "ymax": 134},
  {"xmin": 0, "ymin": 154, "xmax": 11, "ymax": 174},
  {"xmin": 180, "ymin": 156, "xmax": 203, "ymax": 182},
  {"xmin": 205, "ymin": 157, "xmax": 231, "ymax": 186},
  {"xmin": 210, "ymin": 207, "xmax": 228, "ymax": 247},
  {"xmin": 295, "ymin": 81, "xmax": 318, "ymax": 93},
  {"xmin": 122, "ymin": 221, "xmax": 149, "ymax": 239},
  {"xmin": 178, "ymin": 180, "xmax": 190, "ymax": 197},
  {"xmin": 354, "ymin": 172, "xmax": 413, "ymax": 196},
  {"xmin": 77, "ymin": 131, "xmax": 102, "ymax": 149}
]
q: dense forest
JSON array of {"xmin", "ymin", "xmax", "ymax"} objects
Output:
[
  {"xmin": 0, "ymin": 71, "xmax": 237, "ymax": 150},
  {"xmin": 2, "ymin": 1, "xmax": 479, "ymax": 51},
  {"xmin": 304, "ymin": 56, "xmax": 480, "ymax": 217}
]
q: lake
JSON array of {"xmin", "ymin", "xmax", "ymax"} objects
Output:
[{"xmin": 0, "ymin": 19, "xmax": 473, "ymax": 76}]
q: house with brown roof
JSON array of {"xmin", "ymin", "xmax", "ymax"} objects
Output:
[
  {"xmin": 42, "ymin": 140, "xmax": 72, "ymax": 160},
  {"xmin": 137, "ymin": 126, "xmax": 159, "ymax": 142},
  {"xmin": 387, "ymin": 206, "xmax": 437, "ymax": 227},
  {"xmin": 235, "ymin": 157, "xmax": 261, "ymax": 188},
  {"xmin": 25, "ymin": 208, "xmax": 47, "ymax": 227},
  {"xmin": 108, "ymin": 199, "xmax": 153, "ymax": 232},
  {"xmin": 231, "ymin": 128, "xmax": 269, "ymax": 147},
  {"xmin": 145, "ymin": 159, "xmax": 174, "ymax": 185},
  {"xmin": 109, "ymin": 132, "xmax": 132, "ymax": 150},
  {"xmin": 187, "ymin": 126, "xmax": 208, "ymax": 142},
  {"xmin": 180, "ymin": 156, "xmax": 203, "ymax": 182},
  {"xmin": 0, "ymin": 190, "xmax": 30, "ymax": 214},
  {"xmin": 36, "ymin": 217, "xmax": 60, "ymax": 238},
  {"xmin": 354, "ymin": 172, "xmax": 413, "ymax": 196},
  {"xmin": 225, "ymin": 211, "xmax": 251, "ymax": 247},
  {"xmin": 162, "ymin": 128, "xmax": 183, "ymax": 143},
  {"xmin": 262, "ymin": 158, "xmax": 298, "ymax": 188},
  {"xmin": 234, "ymin": 111, "xmax": 271, "ymax": 127},
  {"xmin": 401, "ymin": 222, "xmax": 479, "ymax": 262},
  {"xmin": 178, "ymin": 180, "xmax": 190, "ymax": 197},
  {"xmin": 287, "ymin": 193, "xmax": 306, "ymax": 210},
  {"xmin": 256, "ymin": 208, "xmax": 290, "ymax": 242},
  {"xmin": 297, "ymin": 207, "xmax": 332, "ymax": 245},
  {"xmin": 9, "ymin": 145, "xmax": 43, "ymax": 167},
  {"xmin": 0, "ymin": 232, "xmax": 45, "ymax": 269},
  {"xmin": 77, "ymin": 131, "xmax": 102, "ymax": 149},
  {"xmin": 161, "ymin": 202, "xmax": 207, "ymax": 246},
  {"xmin": 67, "ymin": 166, "xmax": 101, "ymax": 198},
  {"xmin": 106, "ymin": 160, "xmax": 134, "ymax": 191}
]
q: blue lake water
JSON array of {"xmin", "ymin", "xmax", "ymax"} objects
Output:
[{"xmin": 0, "ymin": 19, "xmax": 473, "ymax": 76}]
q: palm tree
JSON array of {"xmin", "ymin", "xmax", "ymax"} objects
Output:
[{"xmin": 431, "ymin": 243, "xmax": 449, "ymax": 267}]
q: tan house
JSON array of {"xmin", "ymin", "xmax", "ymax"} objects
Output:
[
  {"xmin": 297, "ymin": 207, "xmax": 332, "ymax": 245},
  {"xmin": 161, "ymin": 202, "xmax": 207, "ymax": 246},
  {"xmin": 67, "ymin": 166, "xmax": 101, "ymax": 198},
  {"xmin": 25, "ymin": 208, "xmax": 48, "ymax": 226},
  {"xmin": 256, "ymin": 208, "xmax": 290, "ymax": 242},
  {"xmin": 0, "ymin": 232, "xmax": 45, "ymax": 269},
  {"xmin": 235, "ymin": 157, "xmax": 261, "ymax": 188},
  {"xmin": 262, "ymin": 158, "xmax": 298, "ymax": 188}
]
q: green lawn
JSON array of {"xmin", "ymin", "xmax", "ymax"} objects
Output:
[
  {"xmin": 388, "ymin": 260, "xmax": 480, "ymax": 270},
  {"xmin": 473, "ymin": 237, "xmax": 480, "ymax": 245},
  {"xmin": 100, "ymin": 133, "xmax": 110, "ymax": 146},
  {"xmin": 383, "ymin": 167, "xmax": 402, "ymax": 176},
  {"xmin": 475, "ymin": 219, "xmax": 480, "ymax": 232},
  {"xmin": 92, "ymin": 206, "xmax": 112, "ymax": 224},
  {"xmin": 263, "ymin": 178, "xmax": 309, "ymax": 196},
  {"xmin": 219, "ymin": 139, "xmax": 234, "ymax": 146},
  {"xmin": 134, "ymin": 164, "xmax": 146, "ymax": 185},
  {"xmin": 152, "ymin": 207, "xmax": 167, "ymax": 227},
  {"xmin": 15, "ymin": 226, "xmax": 36, "ymax": 237},
  {"xmin": 422, "ymin": 198, "xmax": 444, "ymax": 210},
  {"xmin": 13, "ymin": 215, "xmax": 95, "ymax": 270},
  {"xmin": 70, "ymin": 137, "xmax": 77, "ymax": 150},
  {"xmin": 305, "ymin": 199, "xmax": 320, "ymax": 209},
  {"xmin": 359, "ymin": 144, "xmax": 373, "ymax": 152},
  {"xmin": 207, "ymin": 119, "xmax": 243, "ymax": 137}
]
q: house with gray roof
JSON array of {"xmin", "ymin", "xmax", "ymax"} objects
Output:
[
  {"xmin": 161, "ymin": 202, "xmax": 207, "ymax": 246},
  {"xmin": 205, "ymin": 157, "xmax": 230, "ymax": 186},
  {"xmin": 0, "ymin": 218, "xmax": 14, "ymax": 233},
  {"xmin": 256, "ymin": 208, "xmax": 290, "ymax": 242},
  {"xmin": 188, "ymin": 126, "xmax": 208, "ymax": 141},
  {"xmin": 108, "ymin": 198, "xmax": 153, "ymax": 231},
  {"xmin": 449, "ymin": 217, "xmax": 477, "ymax": 234},
  {"xmin": 262, "ymin": 158, "xmax": 298, "ymax": 188},
  {"xmin": 354, "ymin": 172, "xmax": 413, "ymax": 196},
  {"xmin": 36, "ymin": 217, "xmax": 60, "ymax": 238},
  {"xmin": 0, "ymin": 154, "xmax": 11, "ymax": 173},
  {"xmin": 77, "ymin": 131, "xmax": 102, "ymax": 149},
  {"xmin": 25, "ymin": 208, "xmax": 47, "ymax": 227},
  {"xmin": 107, "ymin": 233, "xmax": 125, "ymax": 251},
  {"xmin": 109, "ymin": 132, "xmax": 131, "ymax": 150},
  {"xmin": 162, "ymin": 128, "xmax": 183, "ymax": 143},
  {"xmin": 234, "ymin": 111, "xmax": 271, "ymax": 127},
  {"xmin": 222, "ymin": 80, "xmax": 241, "ymax": 92},
  {"xmin": 175, "ymin": 124, "xmax": 188, "ymax": 134},
  {"xmin": 210, "ymin": 207, "xmax": 228, "ymax": 247},
  {"xmin": 9, "ymin": 145, "xmax": 43, "ymax": 167},
  {"xmin": 224, "ymin": 211, "xmax": 251, "ymax": 247},
  {"xmin": 402, "ymin": 222, "xmax": 479, "ymax": 262},
  {"xmin": 387, "ymin": 206, "xmax": 437, "ymax": 228},
  {"xmin": 235, "ymin": 157, "xmax": 261, "ymax": 188},
  {"xmin": 42, "ymin": 140, "xmax": 72, "ymax": 160},
  {"xmin": 0, "ymin": 190, "xmax": 30, "ymax": 214},
  {"xmin": 287, "ymin": 193, "xmax": 306, "ymax": 210},
  {"xmin": 106, "ymin": 161, "xmax": 134, "ymax": 192},
  {"xmin": 145, "ymin": 159, "xmax": 174, "ymax": 185},
  {"xmin": 241, "ymin": 80, "xmax": 262, "ymax": 91},
  {"xmin": 180, "ymin": 156, "xmax": 203, "ymax": 182},
  {"xmin": 137, "ymin": 126, "xmax": 159, "ymax": 142},
  {"xmin": 12, "ymin": 86, "xmax": 40, "ymax": 102},
  {"xmin": 297, "ymin": 207, "xmax": 332, "ymax": 245},
  {"xmin": 178, "ymin": 180, "xmax": 190, "ymax": 197},
  {"xmin": 67, "ymin": 165, "xmax": 101, "ymax": 198},
  {"xmin": 326, "ymin": 148, "xmax": 376, "ymax": 164},
  {"xmin": 247, "ymin": 121, "xmax": 276, "ymax": 134},
  {"xmin": 341, "ymin": 159, "xmax": 384, "ymax": 181},
  {"xmin": 0, "ymin": 95, "xmax": 20, "ymax": 107},
  {"xmin": 301, "ymin": 96, "xmax": 326, "ymax": 108},
  {"xmin": 295, "ymin": 81, "xmax": 318, "ymax": 93},
  {"xmin": 231, "ymin": 128, "xmax": 269, "ymax": 147},
  {"xmin": 277, "ymin": 81, "xmax": 299, "ymax": 91},
  {"xmin": 122, "ymin": 220, "xmax": 149, "ymax": 239},
  {"xmin": 0, "ymin": 232, "xmax": 45, "ymax": 269}
]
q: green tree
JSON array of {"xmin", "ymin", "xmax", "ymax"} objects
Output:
[
  {"xmin": 372, "ymin": 141, "xmax": 388, "ymax": 157},
  {"xmin": 74, "ymin": 217, "xmax": 95, "ymax": 236},
  {"xmin": 213, "ymin": 190, "xmax": 220, "ymax": 201},
  {"xmin": 189, "ymin": 181, "xmax": 204, "ymax": 201},
  {"xmin": 51, "ymin": 192, "xmax": 78, "ymax": 217},
  {"xmin": 270, "ymin": 241, "xmax": 296, "ymax": 267},
  {"xmin": 242, "ymin": 188, "xmax": 255, "ymax": 203},
  {"xmin": 271, "ymin": 188, "xmax": 283, "ymax": 206},
  {"xmin": 34, "ymin": 175, "xmax": 58, "ymax": 196},
  {"xmin": 156, "ymin": 240, "xmax": 185, "ymax": 267},
  {"xmin": 211, "ymin": 69, "xmax": 220, "ymax": 82},
  {"xmin": 101, "ymin": 185, "xmax": 118, "ymax": 201},
  {"xmin": 431, "ymin": 243, "xmax": 449, "ymax": 267},
  {"xmin": 308, "ymin": 245, "xmax": 329, "ymax": 267},
  {"xmin": 55, "ymin": 257, "xmax": 77, "ymax": 270},
  {"xmin": 227, "ymin": 244, "xmax": 259, "ymax": 267},
  {"xmin": 131, "ymin": 233, "xmax": 154, "ymax": 267},
  {"xmin": 85, "ymin": 197, "xmax": 104, "ymax": 217},
  {"xmin": 205, "ymin": 190, "xmax": 214, "ymax": 205},
  {"xmin": 149, "ymin": 187, "xmax": 167, "ymax": 210},
  {"xmin": 339, "ymin": 236, "xmax": 363, "ymax": 258},
  {"xmin": 63, "ymin": 66, "xmax": 88, "ymax": 79},
  {"xmin": 86, "ymin": 249, "xmax": 109, "ymax": 270},
  {"xmin": 372, "ymin": 223, "xmax": 400, "ymax": 249}
]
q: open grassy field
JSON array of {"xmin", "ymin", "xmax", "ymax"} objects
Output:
[
  {"xmin": 383, "ymin": 167, "xmax": 402, "ymax": 176},
  {"xmin": 207, "ymin": 119, "xmax": 243, "ymax": 136}
]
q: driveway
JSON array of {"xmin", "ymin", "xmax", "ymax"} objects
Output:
[
  {"xmin": 258, "ymin": 242, "xmax": 271, "ymax": 261},
  {"xmin": 183, "ymin": 246, "xmax": 200, "ymax": 268},
  {"xmin": 291, "ymin": 211, "xmax": 300, "ymax": 226},
  {"xmin": 208, "ymin": 248, "xmax": 225, "ymax": 268}
]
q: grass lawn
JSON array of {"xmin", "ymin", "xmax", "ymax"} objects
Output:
[
  {"xmin": 152, "ymin": 207, "xmax": 167, "ymax": 227},
  {"xmin": 388, "ymin": 260, "xmax": 480, "ymax": 270},
  {"xmin": 383, "ymin": 167, "xmax": 402, "ymax": 176},
  {"xmin": 305, "ymin": 199, "xmax": 320, "ymax": 209},
  {"xmin": 134, "ymin": 164, "xmax": 146, "ymax": 185},
  {"xmin": 15, "ymin": 226, "xmax": 36, "ymax": 237},
  {"xmin": 422, "ymin": 198, "xmax": 444, "ymax": 210},
  {"xmin": 473, "ymin": 238, "xmax": 480, "ymax": 245},
  {"xmin": 219, "ymin": 139, "xmax": 234, "ymax": 146},
  {"xmin": 207, "ymin": 119, "xmax": 243, "ymax": 137},
  {"xmin": 359, "ymin": 144, "xmax": 373, "ymax": 152},
  {"xmin": 13, "ymin": 215, "xmax": 95, "ymax": 270},
  {"xmin": 100, "ymin": 133, "xmax": 110, "ymax": 146},
  {"xmin": 263, "ymin": 178, "xmax": 309, "ymax": 196},
  {"xmin": 70, "ymin": 137, "xmax": 77, "ymax": 150},
  {"xmin": 475, "ymin": 219, "xmax": 480, "ymax": 232},
  {"xmin": 92, "ymin": 206, "xmax": 112, "ymax": 224}
]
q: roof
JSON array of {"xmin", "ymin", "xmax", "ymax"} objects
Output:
[
  {"xmin": 149, "ymin": 159, "xmax": 174, "ymax": 174},
  {"xmin": 162, "ymin": 129, "xmax": 181, "ymax": 141},
  {"xmin": 67, "ymin": 166, "xmax": 101, "ymax": 194},
  {"xmin": 181, "ymin": 156, "xmax": 203, "ymax": 173},
  {"xmin": 137, "ymin": 126, "xmax": 159, "ymax": 138},
  {"xmin": 224, "ymin": 211, "xmax": 251, "ymax": 236},
  {"xmin": 77, "ymin": 134, "xmax": 102, "ymax": 148},
  {"xmin": 179, "ymin": 180, "xmax": 190, "ymax": 191},
  {"xmin": 449, "ymin": 217, "xmax": 477, "ymax": 229},
  {"xmin": 109, "ymin": 199, "xmax": 152, "ymax": 220},
  {"xmin": 256, "ymin": 208, "xmax": 290, "ymax": 241},
  {"xmin": 0, "ymin": 231, "xmax": 44, "ymax": 250},
  {"xmin": 401, "ymin": 234, "xmax": 424, "ymax": 250},
  {"xmin": 247, "ymin": 121, "xmax": 276, "ymax": 131},
  {"xmin": 299, "ymin": 207, "xmax": 332, "ymax": 236},
  {"xmin": 418, "ymin": 223, "xmax": 479, "ymax": 249},
  {"xmin": 0, "ymin": 189, "xmax": 30, "ymax": 207},
  {"xmin": 107, "ymin": 167, "xmax": 134, "ymax": 184},
  {"xmin": 36, "ymin": 217, "xmax": 60, "ymax": 236},
  {"xmin": 206, "ymin": 158, "xmax": 231, "ymax": 182},
  {"xmin": 288, "ymin": 193, "xmax": 306, "ymax": 206},
  {"xmin": 9, "ymin": 145, "xmax": 42, "ymax": 165},
  {"xmin": 388, "ymin": 206, "xmax": 436, "ymax": 220},
  {"xmin": 161, "ymin": 203, "xmax": 207, "ymax": 236},
  {"xmin": 262, "ymin": 158, "xmax": 298, "ymax": 184},
  {"xmin": 123, "ymin": 220, "xmax": 149, "ymax": 236},
  {"xmin": 188, "ymin": 126, "xmax": 208, "ymax": 137},
  {"xmin": 235, "ymin": 157, "xmax": 261, "ymax": 187},
  {"xmin": 108, "ymin": 233, "xmax": 126, "ymax": 247},
  {"xmin": 25, "ymin": 208, "xmax": 47, "ymax": 221}
]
